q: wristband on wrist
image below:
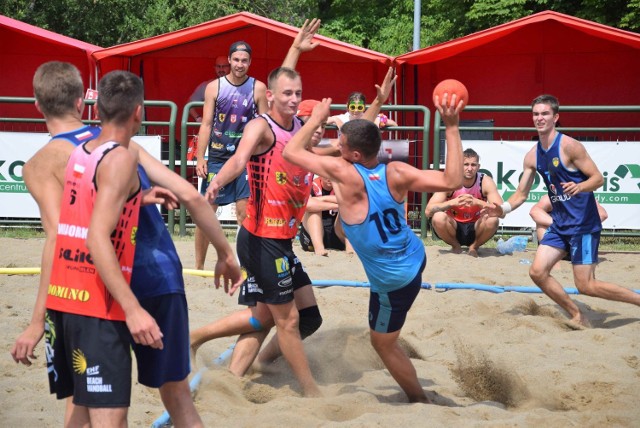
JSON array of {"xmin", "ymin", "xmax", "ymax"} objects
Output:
[{"xmin": 500, "ymin": 202, "xmax": 512, "ymax": 215}]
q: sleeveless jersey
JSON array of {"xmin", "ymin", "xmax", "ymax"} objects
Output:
[
  {"xmin": 130, "ymin": 165, "xmax": 184, "ymax": 299},
  {"xmin": 52, "ymin": 125, "xmax": 185, "ymax": 300},
  {"xmin": 47, "ymin": 142, "xmax": 141, "ymax": 321},
  {"xmin": 207, "ymin": 76, "xmax": 258, "ymax": 162},
  {"xmin": 447, "ymin": 172, "xmax": 485, "ymax": 223},
  {"xmin": 242, "ymin": 114, "xmax": 312, "ymax": 239},
  {"xmin": 50, "ymin": 125, "xmax": 101, "ymax": 146},
  {"xmin": 342, "ymin": 163, "xmax": 426, "ymax": 293},
  {"xmin": 536, "ymin": 132, "xmax": 601, "ymax": 235}
]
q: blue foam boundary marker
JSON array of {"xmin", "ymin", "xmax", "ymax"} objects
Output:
[{"xmin": 312, "ymin": 280, "xmax": 640, "ymax": 295}]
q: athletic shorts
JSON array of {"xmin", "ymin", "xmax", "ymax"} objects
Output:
[
  {"xmin": 298, "ymin": 222, "xmax": 346, "ymax": 252},
  {"xmin": 200, "ymin": 161, "xmax": 249, "ymax": 206},
  {"xmin": 45, "ymin": 309, "xmax": 132, "ymax": 407},
  {"xmin": 132, "ymin": 293, "xmax": 190, "ymax": 388},
  {"xmin": 236, "ymin": 226, "xmax": 312, "ymax": 306},
  {"xmin": 540, "ymin": 227, "xmax": 600, "ymax": 265},
  {"xmin": 368, "ymin": 256, "xmax": 426, "ymax": 333},
  {"xmin": 455, "ymin": 221, "xmax": 476, "ymax": 246}
]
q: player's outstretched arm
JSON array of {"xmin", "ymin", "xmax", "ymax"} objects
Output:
[{"xmin": 282, "ymin": 18, "xmax": 321, "ymax": 70}]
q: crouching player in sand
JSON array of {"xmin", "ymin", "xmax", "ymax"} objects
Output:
[{"xmin": 282, "ymin": 68, "xmax": 465, "ymax": 402}]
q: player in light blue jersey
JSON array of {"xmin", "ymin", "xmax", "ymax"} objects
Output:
[{"xmin": 283, "ymin": 68, "xmax": 465, "ymax": 403}]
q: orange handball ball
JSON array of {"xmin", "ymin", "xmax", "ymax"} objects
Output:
[{"xmin": 432, "ymin": 79, "xmax": 469, "ymax": 109}]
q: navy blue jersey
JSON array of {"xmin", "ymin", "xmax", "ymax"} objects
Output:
[
  {"xmin": 536, "ymin": 133, "xmax": 601, "ymax": 235},
  {"xmin": 131, "ymin": 166, "xmax": 185, "ymax": 299}
]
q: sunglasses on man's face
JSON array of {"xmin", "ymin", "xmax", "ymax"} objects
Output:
[{"xmin": 348, "ymin": 103, "xmax": 365, "ymax": 112}]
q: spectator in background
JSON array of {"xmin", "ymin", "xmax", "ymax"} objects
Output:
[
  {"xmin": 299, "ymin": 175, "xmax": 353, "ymax": 256},
  {"xmin": 188, "ymin": 55, "xmax": 230, "ymax": 123},
  {"xmin": 296, "ymin": 99, "xmax": 350, "ymax": 256},
  {"xmin": 327, "ymin": 92, "xmax": 397, "ymax": 133},
  {"xmin": 425, "ymin": 148, "xmax": 502, "ymax": 257}
]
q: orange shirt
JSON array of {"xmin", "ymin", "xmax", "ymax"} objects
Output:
[
  {"xmin": 242, "ymin": 114, "xmax": 312, "ymax": 239},
  {"xmin": 47, "ymin": 142, "xmax": 140, "ymax": 321}
]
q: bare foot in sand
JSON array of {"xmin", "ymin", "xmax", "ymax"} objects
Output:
[
  {"xmin": 468, "ymin": 247, "xmax": 479, "ymax": 258},
  {"xmin": 451, "ymin": 245, "xmax": 463, "ymax": 254},
  {"xmin": 409, "ymin": 393, "xmax": 432, "ymax": 404},
  {"xmin": 314, "ymin": 248, "xmax": 329, "ymax": 256},
  {"xmin": 567, "ymin": 313, "xmax": 591, "ymax": 329}
]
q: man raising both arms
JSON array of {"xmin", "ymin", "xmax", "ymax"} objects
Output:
[{"xmin": 194, "ymin": 40, "xmax": 268, "ymax": 270}]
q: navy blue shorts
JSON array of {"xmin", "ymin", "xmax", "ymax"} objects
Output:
[
  {"xmin": 200, "ymin": 161, "xmax": 249, "ymax": 206},
  {"xmin": 368, "ymin": 256, "xmax": 426, "ymax": 333},
  {"xmin": 540, "ymin": 227, "xmax": 600, "ymax": 265},
  {"xmin": 45, "ymin": 310, "xmax": 132, "ymax": 407},
  {"xmin": 132, "ymin": 293, "xmax": 190, "ymax": 388},
  {"xmin": 236, "ymin": 226, "xmax": 312, "ymax": 306}
]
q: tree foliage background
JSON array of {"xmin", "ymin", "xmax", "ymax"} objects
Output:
[{"xmin": 2, "ymin": 0, "xmax": 638, "ymax": 54}]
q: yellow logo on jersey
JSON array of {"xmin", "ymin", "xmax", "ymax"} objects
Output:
[
  {"xmin": 552, "ymin": 157, "xmax": 560, "ymax": 168},
  {"xmin": 131, "ymin": 226, "xmax": 137, "ymax": 245},
  {"xmin": 218, "ymin": 113, "xmax": 226, "ymax": 122},
  {"xmin": 275, "ymin": 171, "xmax": 287, "ymax": 185}
]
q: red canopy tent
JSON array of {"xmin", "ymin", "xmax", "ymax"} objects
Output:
[
  {"xmin": 92, "ymin": 12, "xmax": 392, "ymax": 136},
  {"xmin": 0, "ymin": 15, "xmax": 100, "ymax": 125},
  {"xmin": 395, "ymin": 10, "xmax": 640, "ymax": 133}
]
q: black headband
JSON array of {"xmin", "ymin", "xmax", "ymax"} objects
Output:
[{"xmin": 229, "ymin": 41, "xmax": 252, "ymax": 57}]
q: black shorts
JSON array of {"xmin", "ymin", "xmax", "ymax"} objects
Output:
[
  {"xmin": 456, "ymin": 221, "xmax": 476, "ymax": 246},
  {"xmin": 368, "ymin": 256, "xmax": 426, "ymax": 333},
  {"xmin": 236, "ymin": 226, "xmax": 312, "ymax": 306},
  {"xmin": 298, "ymin": 222, "xmax": 346, "ymax": 252},
  {"xmin": 45, "ymin": 309, "xmax": 132, "ymax": 407}
]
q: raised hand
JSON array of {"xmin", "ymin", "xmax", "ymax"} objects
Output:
[
  {"xmin": 375, "ymin": 67, "xmax": 398, "ymax": 104},
  {"xmin": 293, "ymin": 18, "xmax": 321, "ymax": 53}
]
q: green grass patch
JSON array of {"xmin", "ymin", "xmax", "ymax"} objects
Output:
[{"xmin": 0, "ymin": 227, "xmax": 45, "ymax": 239}]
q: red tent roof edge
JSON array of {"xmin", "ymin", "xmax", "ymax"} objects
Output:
[
  {"xmin": 395, "ymin": 10, "xmax": 640, "ymax": 65},
  {"xmin": 92, "ymin": 12, "xmax": 392, "ymax": 64},
  {"xmin": 0, "ymin": 14, "xmax": 101, "ymax": 52}
]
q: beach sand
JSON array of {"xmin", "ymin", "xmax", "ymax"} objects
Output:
[{"xmin": 2, "ymin": 237, "xmax": 640, "ymax": 426}]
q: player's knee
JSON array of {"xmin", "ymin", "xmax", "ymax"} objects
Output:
[
  {"xmin": 298, "ymin": 305, "xmax": 323, "ymax": 339},
  {"xmin": 249, "ymin": 316, "xmax": 263, "ymax": 331}
]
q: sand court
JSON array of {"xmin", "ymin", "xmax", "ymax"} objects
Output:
[{"xmin": 3, "ymin": 237, "xmax": 639, "ymax": 426}]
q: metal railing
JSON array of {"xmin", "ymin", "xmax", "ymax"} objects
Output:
[
  {"xmin": 179, "ymin": 102, "xmax": 431, "ymax": 236},
  {"xmin": 432, "ymin": 105, "xmax": 640, "ymax": 238}
]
